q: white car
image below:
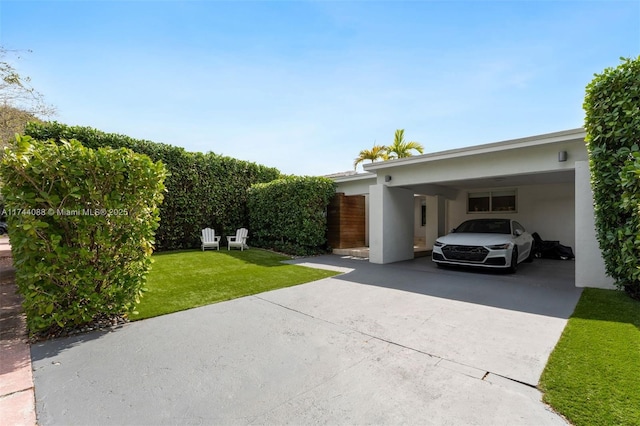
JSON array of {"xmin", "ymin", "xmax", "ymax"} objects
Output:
[{"xmin": 432, "ymin": 218, "xmax": 534, "ymax": 272}]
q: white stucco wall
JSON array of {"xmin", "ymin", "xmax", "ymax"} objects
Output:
[
  {"xmin": 369, "ymin": 184, "xmax": 414, "ymax": 264},
  {"xmin": 372, "ymin": 141, "xmax": 586, "ymax": 191},
  {"xmin": 574, "ymin": 161, "xmax": 615, "ymax": 289},
  {"xmin": 333, "ymin": 175, "xmax": 376, "ymax": 196},
  {"xmin": 446, "ymin": 183, "xmax": 576, "ymax": 248}
]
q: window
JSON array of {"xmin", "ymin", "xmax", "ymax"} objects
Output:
[{"xmin": 467, "ymin": 190, "xmax": 516, "ymax": 213}]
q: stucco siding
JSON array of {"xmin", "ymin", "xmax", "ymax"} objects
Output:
[
  {"xmin": 371, "ymin": 141, "xmax": 586, "ymax": 188},
  {"xmin": 574, "ymin": 161, "xmax": 615, "ymax": 289},
  {"xmin": 369, "ymin": 185, "xmax": 414, "ymax": 264},
  {"xmin": 446, "ymin": 183, "xmax": 575, "ymax": 248}
]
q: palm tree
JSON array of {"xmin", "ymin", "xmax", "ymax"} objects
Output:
[
  {"xmin": 386, "ymin": 129, "xmax": 424, "ymax": 159},
  {"xmin": 353, "ymin": 144, "xmax": 388, "ymax": 170}
]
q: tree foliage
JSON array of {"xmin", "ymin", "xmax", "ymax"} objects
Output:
[
  {"xmin": 0, "ymin": 105, "xmax": 42, "ymax": 149},
  {"xmin": 0, "ymin": 48, "xmax": 55, "ymax": 149},
  {"xmin": 248, "ymin": 176, "xmax": 336, "ymax": 255},
  {"xmin": 353, "ymin": 129, "xmax": 424, "ymax": 170},
  {"xmin": 386, "ymin": 129, "xmax": 424, "ymax": 159},
  {"xmin": 0, "ymin": 135, "xmax": 166, "ymax": 334},
  {"xmin": 353, "ymin": 144, "xmax": 388, "ymax": 170},
  {"xmin": 24, "ymin": 121, "xmax": 281, "ymax": 251},
  {"xmin": 584, "ymin": 56, "xmax": 640, "ymax": 300}
]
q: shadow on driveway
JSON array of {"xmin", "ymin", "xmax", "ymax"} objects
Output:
[{"xmin": 286, "ymin": 255, "xmax": 581, "ymax": 319}]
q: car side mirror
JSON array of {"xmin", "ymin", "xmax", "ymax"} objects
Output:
[{"xmin": 514, "ymin": 229, "xmax": 523, "ymax": 237}]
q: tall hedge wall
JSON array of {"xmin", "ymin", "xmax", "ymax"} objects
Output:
[
  {"xmin": 248, "ymin": 176, "xmax": 336, "ymax": 255},
  {"xmin": 0, "ymin": 136, "xmax": 166, "ymax": 334},
  {"xmin": 25, "ymin": 122, "xmax": 281, "ymax": 251},
  {"xmin": 584, "ymin": 56, "xmax": 640, "ymax": 300}
]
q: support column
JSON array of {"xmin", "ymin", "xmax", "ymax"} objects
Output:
[
  {"xmin": 575, "ymin": 161, "xmax": 615, "ymax": 289},
  {"xmin": 369, "ymin": 184, "xmax": 414, "ymax": 264}
]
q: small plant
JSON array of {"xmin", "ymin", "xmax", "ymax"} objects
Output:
[{"xmin": 0, "ymin": 136, "xmax": 166, "ymax": 334}]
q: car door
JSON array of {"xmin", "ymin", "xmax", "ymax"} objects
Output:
[{"xmin": 512, "ymin": 221, "xmax": 532, "ymax": 262}]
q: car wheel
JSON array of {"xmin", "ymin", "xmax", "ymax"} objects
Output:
[{"xmin": 508, "ymin": 248, "xmax": 518, "ymax": 273}]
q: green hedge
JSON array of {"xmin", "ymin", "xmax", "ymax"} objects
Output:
[
  {"xmin": 248, "ymin": 176, "xmax": 336, "ymax": 255},
  {"xmin": 24, "ymin": 122, "xmax": 281, "ymax": 250},
  {"xmin": 0, "ymin": 136, "xmax": 166, "ymax": 334},
  {"xmin": 584, "ymin": 56, "xmax": 640, "ymax": 300}
]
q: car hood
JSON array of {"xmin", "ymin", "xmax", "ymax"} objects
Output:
[{"xmin": 436, "ymin": 233, "xmax": 513, "ymax": 246}]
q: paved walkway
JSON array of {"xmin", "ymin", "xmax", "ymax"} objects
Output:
[
  {"xmin": 30, "ymin": 254, "xmax": 580, "ymax": 425},
  {"xmin": 0, "ymin": 235, "xmax": 37, "ymax": 425}
]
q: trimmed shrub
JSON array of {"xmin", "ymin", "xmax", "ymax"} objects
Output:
[
  {"xmin": 0, "ymin": 136, "xmax": 166, "ymax": 334},
  {"xmin": 24, "ymin": 122, "xmax": 281, "ymax": 251},
  {"xmin": 584, "ymin": 56, "xmax": 640, "ymax": 300},
  {"xmin": 248, "ymin": 176, "xmax": 336, "ymax": 255}
]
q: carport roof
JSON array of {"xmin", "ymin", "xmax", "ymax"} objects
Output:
[{"xmin": 362, "ymin": 128, "xmax": 586, "ymax": 172}]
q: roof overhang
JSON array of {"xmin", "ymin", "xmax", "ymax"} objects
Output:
[{"xmin": 363, "ymin": 128, "xmax": 586, "ymax": 172}]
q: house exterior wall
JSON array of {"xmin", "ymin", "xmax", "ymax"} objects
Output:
[
  {"xmin": 332, "ymin": 175, "xmax": 376, "ymax": 196},
  {"xmin": 369, "ymin": 184, "xmax": 414, "ymax": 264},
  {"xmin": 575, "ymin": 161, "xmax": 615, "ymax": 289},
  {"xmin": 369, "ymin": 140, "xmax": 586, "ymax": 191},
  {"xmin": 446, "ymin": 182, "xmax": 576, "ymax": 248}
]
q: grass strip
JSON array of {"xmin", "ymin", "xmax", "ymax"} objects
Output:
[
  {"xmin": 540, "ymin": 288, "xmax": 640, "ymax": 426},
  {"xmin": 132, "ymin": 249, "xmax": 339, "ymax": 320}
]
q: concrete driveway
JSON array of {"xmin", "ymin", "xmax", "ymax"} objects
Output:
[{"xmin": 31, "ymin": 255, "xmax": 581, "ymax": 425}]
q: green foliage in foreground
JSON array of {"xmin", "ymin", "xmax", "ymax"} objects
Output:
[
  {"xmin": 584, "ymin": 56, "xmax": 640, "ymax": 299},
  {"xmin": 248, "ymin": 176, "xmax": 336, "ymax": 256},
  {"xmin": 0, "ymin": 136, "xmax": 166, "ymax": 334},
  {"xmin": 24, "ymin": 121, "xmax": 281, "ymax": 251},
  {"xmin": 540, "ymin": 288, "xmax": 640, "ymax": 426},
  {"xmin": 131, "ymin": 249, "xmax": 339, "ymax": 320}
]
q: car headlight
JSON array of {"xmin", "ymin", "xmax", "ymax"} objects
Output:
[
  {"xmin": 434, "ymin": 241, "xmax": 444, "ymax": 247},
  {"xmin": 487, "ymin": 243, "xmax": 513, "ymax": 250}
]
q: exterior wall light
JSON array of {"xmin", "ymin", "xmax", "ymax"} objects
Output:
[
  {"xmin": 384, "ymin": 175, "xmax": 392, "ymax": 182},
  {"xmin": 558, "ymin": 151, "xmax": 568, "ymax": 162}
]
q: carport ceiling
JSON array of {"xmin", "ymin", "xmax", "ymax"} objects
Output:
[{"xmin": 405, "ymin": 170, "xmax": 575, "ymax": 195}]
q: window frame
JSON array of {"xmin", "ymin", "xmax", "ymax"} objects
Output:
[{"xmin": 467, "ymin": 189, "xmax": 517, "ymax": 214}]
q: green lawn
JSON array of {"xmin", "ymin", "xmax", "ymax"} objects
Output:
[
  {"xmin": 540, "ymin": 288, "xmax": 640, "ymax": 426},
  {"xmin": 131, "ymin": 249, "xmax": 339, "ymax": 320}
]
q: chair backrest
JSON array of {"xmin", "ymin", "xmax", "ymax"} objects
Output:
[
  {"xmin": 202, "ymin": 227, "xmax": 216, "ymax": 242},
  {"xmin": 236, "ymin": 228, "xmax": 248, "ymax": 240}
]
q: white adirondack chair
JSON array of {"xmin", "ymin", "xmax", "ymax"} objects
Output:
[
  {"xmin": 227, "ymin": 228, "xmax": 249, "ymax": 251},
  {"xmin": 201, "ymin": 228, "xmax": 220, "ymax": 251}
]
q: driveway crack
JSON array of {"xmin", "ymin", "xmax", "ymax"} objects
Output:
[{"xmin": 254, "ymin": 295, "xmax": 539, "ymax": 390}]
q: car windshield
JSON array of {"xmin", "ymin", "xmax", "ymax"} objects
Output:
[{"xmin": 454, "ymin": 219, "xmax": 511, "ymax": 234}]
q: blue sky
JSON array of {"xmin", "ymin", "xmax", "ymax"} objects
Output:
[{"xmin": 1, "ymin": 1, "xmax": 639, "ymax": 176}]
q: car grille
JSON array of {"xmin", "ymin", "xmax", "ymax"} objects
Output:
[{"xmin": 441, "ymin": 245, "xmax": 489, "ymax": 262}]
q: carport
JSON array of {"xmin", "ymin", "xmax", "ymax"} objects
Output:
[{"xmin": 331, "ymin": 128, "xmax": 614, "ymax": 290}]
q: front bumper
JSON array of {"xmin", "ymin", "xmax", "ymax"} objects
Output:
[{"xmin": 432, "ymin": 245, "xmax": 511, "ymax": 268}]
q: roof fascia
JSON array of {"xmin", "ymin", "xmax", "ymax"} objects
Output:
[
  {"xmin": 363, "ymin": 128, "xmax": 586, "ymax": 172},
  {"xmin": 331, "ymin": 172, "xmax": 376, "ymax": 183}
]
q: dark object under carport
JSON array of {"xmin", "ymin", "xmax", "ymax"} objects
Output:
[{"xmin": 532, "ymin": 232, "xmax": 574, "ymax": 260}]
